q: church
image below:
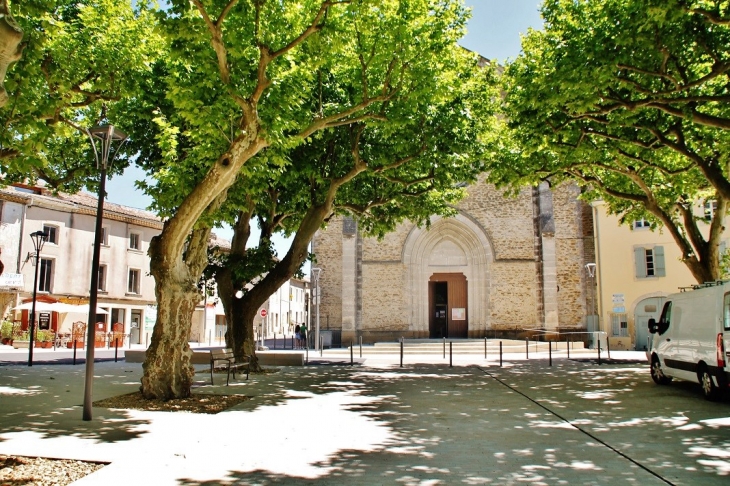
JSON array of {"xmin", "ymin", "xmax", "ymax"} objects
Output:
[{"xmin": 312, "ymin": 178, "xmax": 595, "ymax": 344}]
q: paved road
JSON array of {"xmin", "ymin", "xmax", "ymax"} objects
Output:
[{"xmin": 0, "ymin": 348, "xmax": 728, "ymax": 485}]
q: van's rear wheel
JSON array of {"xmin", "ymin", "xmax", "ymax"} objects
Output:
[
  {"xmin": 699, "ymin": 366, "xmax": 721, "ymax": 401},
  {"xmin": 651, "ymin": 356, "xmax": 672, "ymax": 385}
]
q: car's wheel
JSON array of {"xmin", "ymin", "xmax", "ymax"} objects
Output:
[
  {"xmin": 651, "ymin": 355, "xmax": 672, "ymax": 385},
  {"xmin": 698, "ymin": 366, "xmax": 721, "ymax": 401}
]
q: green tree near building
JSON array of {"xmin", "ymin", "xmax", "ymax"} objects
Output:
[{"xmin": 491, "ymin": 0, "xmax": 730, "ymax": 284}]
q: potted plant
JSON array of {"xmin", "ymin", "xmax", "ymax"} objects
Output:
[
  {"xmin": 35, "ymin": 329, "xmax": 53, "ymax": 348},
  {"xmin": 12, "ymin": 330, "xmax": 30, "ymax": 349},
  {"xmin": 1, "ymin": 320, "xmax": 13, "ymax": 345}
]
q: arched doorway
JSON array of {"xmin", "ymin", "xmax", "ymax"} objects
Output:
[{"xmin": 429, "ymin": 273, "xmax": 468, "ymax": 338}]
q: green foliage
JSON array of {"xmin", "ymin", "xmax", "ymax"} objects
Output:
[
  {"xmin": 0, "ymin": 321, "xmax": 13, "ymax": 339},
  {"xmin": 1, "ymin": 0, "xmax": 162, "ymax": 194},
  {"xmin": 491, "ymin": 0, "xmax": 730, "ymax": 282}
]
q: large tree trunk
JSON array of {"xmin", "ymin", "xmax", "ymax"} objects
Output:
[
  {"xmin": 141, "ymin": 227, "xmax": 213, "ymax": 399},
  {"xmin": 0, "ymin": 3, "xmax": 23, "ymax": 108}
]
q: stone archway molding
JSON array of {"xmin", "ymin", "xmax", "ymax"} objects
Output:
[{"xmin": 402, "ymin": 212, "xmax": 493, "ymax": 336}]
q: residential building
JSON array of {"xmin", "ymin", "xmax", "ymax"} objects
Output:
[{"xmin": 591, "ymin": 200, "xmax": 729, "ymax": 351}]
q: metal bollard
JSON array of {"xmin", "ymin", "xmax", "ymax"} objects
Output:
[
  {"xmin": 598, "ymin": 339, "xmax": 602, "ymax": 366},
  {"xmin": 274, "ymin": 335, "xmax": 277, "ymax": 350},
  {"xmin": 359, "ymin": 336, "xmax": 362, "ymax": 358},
  {"xmin": 607, "ymin": 336, "xmax": 611, "ymax": 360},
  {"xmin": 115, "ymin": 338, "xmax": 119, "ymax": 363},
  {"xmin": 484, "ymin": 337, "xmax": 487, "ymax": 359},
  {"xmin": 400, "ymin": 339, "xmax": 403, "ymax": 368},
  {"xmin": 449, "ymin": 341, "xmax": 453, "ymax": 368},
  {"xmin": 499, "ymin": 341, "xmax": 503, "ymax": 367},
  {"xmin": 350, "ymin": 342, "xmax": 354, "ymax": 366},
  {"xmin": 443, "ymin": 337, "xmax": 445, "ymax": 359},
  {"xmin": 549, "ymin": 341, "xmax": 552, "ymax": 367},
  {"xmin": 320, "ymin": 334, "xmax": 323, "ymax": 357},
  {"xmin": 73, "ymin": 339, "xmax": 77, "ymax": 365},
  {"xmin": 567, "ymin": 338, "xmax": 570, "ymax": 359},
  {"xmin": 526, "ymin": 338, "xmax": 529, "ymax": 359}
]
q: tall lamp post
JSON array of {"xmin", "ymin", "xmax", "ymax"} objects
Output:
[
  {"xmin": 83, "ymin": 124, "xmax": 128, "ymax": 421},
  {"xmin": 585, "ymin": 263, "xmax": 597, "ymax": 346},
  {"xmin": 28, "ymin": 230, "xmax": 48, "ymax": 367},
  {"xmin": 312, "ymin": 267, "xmax": 322, "ymax": 350}
]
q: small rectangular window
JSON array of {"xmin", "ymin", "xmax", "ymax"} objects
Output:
[
  {"xmin": 127, "ymin": 268, "xmax": 140, "ymax": 294},
  {"xmin": 38, "ymin": 258, "xmax": 53, "ymax": 292},
  {"xmin": 646, "ymin": 248, "xmax": 655, "ymax": 276},
  {"xmin": 43, "ymin": 225, "xmax": 58, "ymax": 244},
  {"xmin": 633, "ymin": 219, "xmax": 650, "ymax": 230},
  {"xmin": 98, "ymin": 265, "xmax": 107, "ymax": 292},
  {"xmin": 129, "ymin": 233, "xmax": 140, "ymax": 250},
  {"xmin": 101, "ymin": 227, "xmax": 109, "ymax": 246},
  {"xmin": 635, "ymin": 246, "xmax": 666, "ymax": 278},
  {"xmin": 704, "ymin": 200, "xmax": 718, "ymax": 221}
]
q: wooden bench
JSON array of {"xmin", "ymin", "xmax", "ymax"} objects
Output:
[{"xmin": 210, "ymin": 348, "xmax": 250, "ymax": 385}]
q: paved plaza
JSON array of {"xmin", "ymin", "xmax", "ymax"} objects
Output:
[{"xmin": 0, "ymin": 345, "xmax": 729, "ymax": 485}]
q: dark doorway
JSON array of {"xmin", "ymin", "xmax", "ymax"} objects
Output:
[{"xmin": 428, "ymin": 273, "xmax": 468, "ymax": 338}]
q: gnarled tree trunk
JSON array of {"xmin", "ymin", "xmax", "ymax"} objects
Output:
[{"xmin": 141, "ymin": 226, "xmax": 213, "ymax": 399}]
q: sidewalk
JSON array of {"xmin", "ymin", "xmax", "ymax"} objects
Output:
[{"xmin": 0, "ymin": 346, "xmax": 728, "ymax": 485}]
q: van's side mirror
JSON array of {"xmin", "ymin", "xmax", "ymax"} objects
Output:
[{"xmin": 648, "ymin": 318, "xmax": 657, "ymax": 334}]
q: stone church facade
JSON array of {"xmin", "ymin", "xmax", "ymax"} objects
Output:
[{"xmin": 312, "ymin": 177, "xmax": 595, "ymax": 344}]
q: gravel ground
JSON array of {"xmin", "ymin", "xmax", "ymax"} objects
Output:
[{"xmin": 0, "ymin": 454, "xmax": 105, "ymax": 485}]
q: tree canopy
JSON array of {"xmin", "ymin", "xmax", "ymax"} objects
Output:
[
  {"xmin": 490, "ymin": 0, "xmax": 730, "ymax": 283},
  {"xmin": 0, "ymin": 1, "xmax": 159, "ymax": 193}
]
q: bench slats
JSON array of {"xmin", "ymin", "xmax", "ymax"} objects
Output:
[{"xmin": 210, "ymin": 348, "xmax": 250, "ymax": 385}]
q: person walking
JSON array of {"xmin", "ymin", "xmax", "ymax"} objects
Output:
[
  {"xmin": 300, "ymin": 322, "xmax": 307, "ymax": 349},
  {"xmin": 294, "ymin": 324, "xmax": 301, "ymax": 349}
]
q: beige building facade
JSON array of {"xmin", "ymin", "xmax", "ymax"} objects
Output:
[
  {"xmin": 591, "ymin": 200, "xmax": 728, "ymax": 351},
  {"xmin": 313, "ymin": 178, "xmax": 595, "ymax": 344}
]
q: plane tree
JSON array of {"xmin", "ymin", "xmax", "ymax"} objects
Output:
[
  {"xmin": 129, "ymin": 0, "xmax": 494, "ymax": 399},
  {"xmin": 210, "ymin": 59, "xmax": 495, "ymax": 367},
  {"xmin": 489, "ymin": 0, "xmax": 730, "ymax": 283},
  {"xmin": 0, "ymin": 0, "xmax": 160, "ymax": 192}
]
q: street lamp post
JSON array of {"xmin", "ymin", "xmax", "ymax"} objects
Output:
[
  {"xmin": 28, "ymin": 230, "xmax": 48, "ymax": 367},
  {"xmin": 312, "ymin": 267, "xmax": 322, "ymax": 351},
  {"xmin": 585, "ymin": 262, "xmax": 597, "ymax": 346},
  {"xmin": 83, "ymin": 124, "xmax": 128, "ymax": 421}
]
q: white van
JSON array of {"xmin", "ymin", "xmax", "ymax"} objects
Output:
[{"xmin": 647, "ymin": 281, "xmax": 730, "ymax": 400}]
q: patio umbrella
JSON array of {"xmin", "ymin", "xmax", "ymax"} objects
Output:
[{"xmin": 11, "ymin": 302, "xmax": 58, "ymax": 312}]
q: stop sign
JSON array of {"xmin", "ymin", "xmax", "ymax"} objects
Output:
[{"xmin": 260, "ymin": 309, "xmax": 267, "ymax": 317}]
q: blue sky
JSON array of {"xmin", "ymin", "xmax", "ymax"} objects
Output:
[{"xmin": 105, "ymin": 1, "xmax": 544, "ymax": 251}]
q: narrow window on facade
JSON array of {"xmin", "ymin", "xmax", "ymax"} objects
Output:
[
  {"xmin": 634, "ymin": 246, "xmax": 666, "ymax": 278},
  {"xmin": 43, "ymin": 225, "xmax": 58, "ymax": 244},
  {"xmin": 101, "ymin": 227, "xmax": 109, "ymax": 246},
  {"xmin": 704, "ymin": 200, "xmax": 718, "ymax": 221},
  {"xmin": 98, "ymin": 265, "xmax": 107, "ymax": 292},
  {"xmin": 632, "ymin": 219, "xmax": 650, "ymax": 230},
  {"xmin": 38, "ymin": 258, "xmax": 53, "ymax": 292},
  {"xmin": 129, "ymin": 233, "xmax": 140, "ymax": 250},
  {"xmin": 127, "ymin": 268, "xmax": 140, "ymax": 294}
]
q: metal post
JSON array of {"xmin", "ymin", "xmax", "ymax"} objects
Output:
[
  {"xmin": 27, "ymin": 230, "xmax": 47, "ymax": 367},
  {"xmin": 499, "ymin": 341, "xmax": 503, "ymax": 367},
  {"xmin": 208, "ymin": 330, "xmax": 211, "ymax": 346},
  {"xmin": 549, "ymin": 341, "xmax": 552, "ymax": 367},
  {"xmin": 526, "ymin": 338, "xmax": 529, "ymax": 359},
  {"xmin": 73, "ymin": 339, "xmax": 77, "ymax": 365},
  {"xmin": 607, "ymin": 334, "xmax": 611, "ymax": 360},
  {"xmin": 484, "ymin": 337, "xmax": 487, "ymax": 359},
  {"xmin": 114, "ymin": 338, "xmax": 119, "ymax": 363},
  {"xmin": 443, "ymin": 337, "xmax": 445, "ymax": 359},
  {"xmin": 350, "ymin": 342, "xmax": 353, "ymax": 366},
  {"xmin": 598, "ymin": 336, "xmax": 602, "ymax": 365},
  {"xmin": 274, "ymin": 334, "xmax": 277, "ymax": 350},
  {"xmin": 400, "ymin": 339, "xmax": 403, "ymax": 368},
  {"xmin": 359, "ymin": 336, "xmax": 362, "ymax": 358},
  {"xmin": 567, "ymin": 338, "xmax": 570, "ymax": 359},
  {"xmin": 449, "ymin": 341, "xmax": 452, "ymax": 368}
]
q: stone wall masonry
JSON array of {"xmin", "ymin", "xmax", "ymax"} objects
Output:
[
  {"xmin": 556, "ymin": 238, "xmax": 586, "ymax": 327},
  {"xmin": 362, "ymin": 222, "xmax": 410, "ymax": 262},
  {"xmin": 312, "ymin": 219, "xmax": 343, "ymax": 330},
  {"xmin": 361, "ymin": 263, "xmax": 410, "ymax": 331},
  {"xmin": 489, "ymin": 261, "xmax": 539, "ymax": 328}
]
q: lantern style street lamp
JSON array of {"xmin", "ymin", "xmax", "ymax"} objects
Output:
[
  {"xmin": 83, "ymin": 124, "xmax": 128, "ymax": 421},
  {"xmin": 311, "ymin": 267, "xmax": 322, "ymax": 350},
  {"xmin": 28, "ymin": 230, "xmax": 48, "ymax": 367},
  {"xmin": 585, "ymin": 262, "xmax": 597, "ymax": 346}
]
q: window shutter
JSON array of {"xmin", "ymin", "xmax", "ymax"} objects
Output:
[
  {"xmin": 634, "ymin": 248, "xmax": 647, "ymax": 278},
  {"xmin": 654, "ymin": 246, "xmax": 666, "ymax": 277}
]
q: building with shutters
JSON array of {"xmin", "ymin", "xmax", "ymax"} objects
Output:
[
  {"xmin": 591, "ymin": 199, "xmax": 730, "ymax": 352},
  {"xmin": 311, "ymin": 177, "xmax": 595, "ymax": 344}
]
